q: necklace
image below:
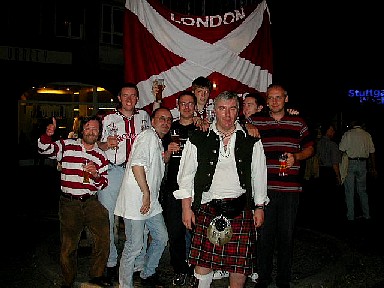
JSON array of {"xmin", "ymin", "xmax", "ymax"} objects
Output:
[
  {"xmin": 217, "ymin": 128, "xmax": 236, "ymax": 140},
  {"xmin": 217, "ymin": 127, "xmax": 236, "ymax": 157}
]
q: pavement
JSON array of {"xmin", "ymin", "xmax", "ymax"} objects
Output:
[{"xmin": 3, "ymin": 163, "xmax": 384, "ymax": 288}]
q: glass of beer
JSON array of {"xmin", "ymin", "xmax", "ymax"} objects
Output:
[
  {"xmin": 82, "ymin": 159, "xmax": 90, "ymax": 183},
  {"xmin": 155, "ymin": 78, "xmax": 165, "ymax": 102},
  {"xmin": 171, "ymin": 129, "xmax": 180, "ymax": 156},
  {"xmin": 278, "ymin": 154, "xmax": 288, "ymax": 176}
]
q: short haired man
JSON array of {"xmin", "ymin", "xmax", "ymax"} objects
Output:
[
  {"xmin": 174, "ymin": 91, "xmax": 268, "ymax": 288},
  {"xmin": 97, "ymin": 82, "xmax": 151, "ymax": 283},
  {"xmin": 114, "ymin": 107, "xmax": 172, "ymax": 288}
]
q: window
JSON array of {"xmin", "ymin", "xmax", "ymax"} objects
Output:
[
  {"xmin": 101, "ymin": 4, "xmax": 124, "ymax": 46},
  {"xmin": 55, "ymin": 1, "xmax": 84, "ymax": 39}
]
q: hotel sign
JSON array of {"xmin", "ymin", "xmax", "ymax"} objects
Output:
[{"xmin": 0, "ymin": 46, "xmax": 72, "ymax": 64}]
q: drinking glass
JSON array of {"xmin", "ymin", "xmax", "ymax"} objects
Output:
[
  {"xmin": 171, "ymin": 129, "xmax": 180, "ymax": 156},
  {"xmin": 82, "ymin": 159, "xmax": 90, "ymax": 183},
  {"xmin": 278, "ymin": 154, "xmax": 288, "ymax": 176},
  {"xmin": 108, "ymin": 124, "xmax": 118, "ymax": 150},
  {"xmin": 155, "ymin": 79, "xmax": 165, "ymax": 102}
]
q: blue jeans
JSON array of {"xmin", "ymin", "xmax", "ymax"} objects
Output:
[
  {"xmin": 344, "ymin": 159, "xmax": 370, "ymax": 220},
  {"xmin": 98, "ymin": 164, "xmax": 147, "ymax": 268},
  {"xmin": 119, "ymin": 213, "xmax": 168, "ymax": 288},
  {"xmin": 98, "ymin": 164, "xmax": 124, "ymax": 267}
]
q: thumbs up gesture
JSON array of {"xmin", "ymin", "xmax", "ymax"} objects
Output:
[{"xmin": 46, "ymin": 117, "xmax": 57, "ymax": 136}]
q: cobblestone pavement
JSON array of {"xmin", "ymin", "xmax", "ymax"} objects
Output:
[{"xmin": 4, "ymin": 165, "xmax": 384, "ymax": 288}]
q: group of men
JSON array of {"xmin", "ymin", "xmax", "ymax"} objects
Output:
[{"xmin": 38, "ymin": 77, "xmax": 322, "ymax": 288}]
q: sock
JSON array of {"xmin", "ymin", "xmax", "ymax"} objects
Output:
[{"xmin": 194, "ymin": 270, "xmax": 213, "ymax": 288}]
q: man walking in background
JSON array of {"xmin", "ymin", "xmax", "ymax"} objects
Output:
[{"xmin": 339, "ymin": 119, "xmax": 377, "ymax": 221}]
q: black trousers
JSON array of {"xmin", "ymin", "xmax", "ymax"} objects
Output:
[{"xmin": 163, "ymin": 190, "xmax": 191, "ymax": 274}]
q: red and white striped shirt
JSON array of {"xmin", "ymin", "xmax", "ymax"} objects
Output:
[{"xmin": 37, "ymin": 136, "xmax": 109, "ymax": 196}]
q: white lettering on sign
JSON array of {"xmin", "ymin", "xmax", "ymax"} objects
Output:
[{"xmin": 170, "ymin": 8, "xmax": 245, "ymax": 28}]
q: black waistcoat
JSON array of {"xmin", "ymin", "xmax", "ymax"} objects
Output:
[{"xmin": 189, "ymin": 129, "xmax": 259, "ymax": 211}]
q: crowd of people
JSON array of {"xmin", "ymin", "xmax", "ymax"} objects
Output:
[{"xmin": 37, "ymin": 77, "xmax": 377, "ymax": 288}]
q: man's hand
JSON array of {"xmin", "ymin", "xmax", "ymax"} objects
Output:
[
  {"xmin": 253, "ymin": 209, "xmax": 264, "ymax": 228},
  {"xmin": 193, "ymin": 116, "xmax": 210, "ymax": 132},
  {"xmin": 140, "ymin": 193, "xmax": 151, "ymax": 215},
  {"xmin": 46, "ymin": 117, "xmax": 56, "ymax": 136},
  {"xmin": 245, "ymin": 123, "xmax": 260, "ymax": 138}
]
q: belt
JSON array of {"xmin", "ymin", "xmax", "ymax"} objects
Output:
[
  {"xmin": 348, "ymin": 157, "xmax": 367, "ymax": 161},
  {"xmin": 208, "ymin": 193, "xmax": 246, "ymax": 218},
  {"xmin": 109, "ymin": 161, "xmax": 127, "ymax": 169},
  {"xmin": 61, "ymin": 192, "xmax": 96, "ymax": 202}
]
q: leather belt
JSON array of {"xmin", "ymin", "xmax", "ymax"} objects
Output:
[
  {"xmin": 109, "ymin": 161, "xmax": 127, "ymax": 169},
  {"xmin": 348, "ymin": 157, "xmax": 367, "ymax": 161},
  {"xmin": 61, "ymin": 192, "xmax": 96, "ymax": 202}
]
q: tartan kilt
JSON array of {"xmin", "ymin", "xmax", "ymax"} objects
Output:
[{"xmin": 188, "ymin": 203, "xmax": 257, "ymax": 275}]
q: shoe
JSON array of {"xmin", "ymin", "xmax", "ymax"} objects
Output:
[
  {"xmin": 89, "ymin": 276, "xmax": 113, "ymax": 287},
  {"xmin": 212, "ymin": 270, "xmax": 229, "ymax": 280},
  {"xmin": 254, "ymin": 282, "xmax": 268, "ymax": 288},
  {"xmin": 276, "ymin": 283, "xmax": 290, "ymax": 288},
  {"xmin": 188, "ymin": 275, "xmax": 199, "ymax": 288},
  {"xmin": 141, "ymin": 273, "xmax": 165, "ymax": 287},
  {"xmin": 105, "ymin": 266, "xmax": 118, "ymax": 283},
  {"xmin": 172, "ymin": 273, "xmax": 188, "ymax": 285},
  {"xmin": 248, "ymin": 272, "xmax": 259, "ymax": 283}
]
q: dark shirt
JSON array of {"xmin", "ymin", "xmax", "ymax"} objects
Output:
[
  {"xmin": 164, "ymin": 121, "xmax": 197, "ymax": 190},
  {"xmin": 316, "ymin": 136, "xmax": 341, "ymax": 167},
  {"xmin": 250, "ymin": 112, "xmax": 314, "ymax": 193}
]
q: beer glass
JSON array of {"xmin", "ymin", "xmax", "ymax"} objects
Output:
[
  {"xmin": 82, "ymin": 159, "xmax": 90, "ymax": 183},
  {"xmin": 155, "ymin": 79, "xmax": 165, "ymax": 102},
  {"xmin": 278, "ymin": 154, "xmax": 288, "ymax": 176}
]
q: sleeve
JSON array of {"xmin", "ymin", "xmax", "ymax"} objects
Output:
[
  {"xmin": 37, "ymin": 134, "xmax": 63, "ymax": 161},
  {"xmin": 251, "ymin": 140, "xmax": 269, "ymax": 205},
  {"xmin": 130, "ymin": 132, "xmax": 151, "ymax": 168},
  {"xmin": 339, "ymin": 133, "xmax": 347, "ymax": 152},
  {"xmin": 93, "ymin": 152, "xmax": 109, "ymax": 190},
  {"xmin": 173, "ymin": 140, "xmax": 198, "ymax": 200}
]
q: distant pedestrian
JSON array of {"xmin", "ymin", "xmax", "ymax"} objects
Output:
[
  {"xmin": 315, "ymin": 121, "xmax": 344, "ymax": 221},
  {"xmin": 339, "ymin": 119, "xmax": 377, "ymax": 221},
  {"xmin": 37, "ymin": 116, "xmax": 111, "ymax": 288}
]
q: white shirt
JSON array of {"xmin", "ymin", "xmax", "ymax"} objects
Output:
[
  {"xmin": 114, "ymin": 128, "xmax": 165, "ymax": 220},
  {"xmin": 339, "ymin": 126, "xmax": 375, "ymax": 158},
  {"xmin": 173, "ymin": 121, "xmax": 268, "ymax": 206}
]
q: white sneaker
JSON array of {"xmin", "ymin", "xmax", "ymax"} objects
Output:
[
  {"xmin": 212, "ymin": 270, "xmax": 229, "ymax": 280},
  {"xmin": 248, "ymin": 272, "xmax": 258, "ymax": 283}
]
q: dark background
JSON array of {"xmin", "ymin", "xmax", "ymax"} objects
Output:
[{"xmin": 267, "ymin": 1, "xmax": 383, "ymax": 122}]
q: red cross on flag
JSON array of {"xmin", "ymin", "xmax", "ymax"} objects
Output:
[{"xmin": 124, "ymin": 0, "xmax": 273, "ymax": 111}]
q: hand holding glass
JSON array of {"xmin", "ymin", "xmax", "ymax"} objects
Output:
[
  {"xmin": 108, "ymin": 125, "xmax": 118, "ymax": 150},
  {"xmin": 278, "ymin": 154, "xmax": 288, "ymax": 176},
  {"xmin": 171, "ymin": 129, "xmax": 180, "ymax": 155},
  {"xmin": 154, "ymin": 79, "xmax": 165, "ymax": 102},
  {"xmin": 82, "ymin": 159, "xmax": 90, "ymax": 183}
]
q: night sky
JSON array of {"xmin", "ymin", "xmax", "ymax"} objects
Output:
[{"xmin": 266, "ymin": 1, "xmax": 383, "ymax": 123}]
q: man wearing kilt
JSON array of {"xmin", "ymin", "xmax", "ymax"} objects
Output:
[{"xmin": 174, "ymin": 91, "xmax": 269, "ymax": 288}]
